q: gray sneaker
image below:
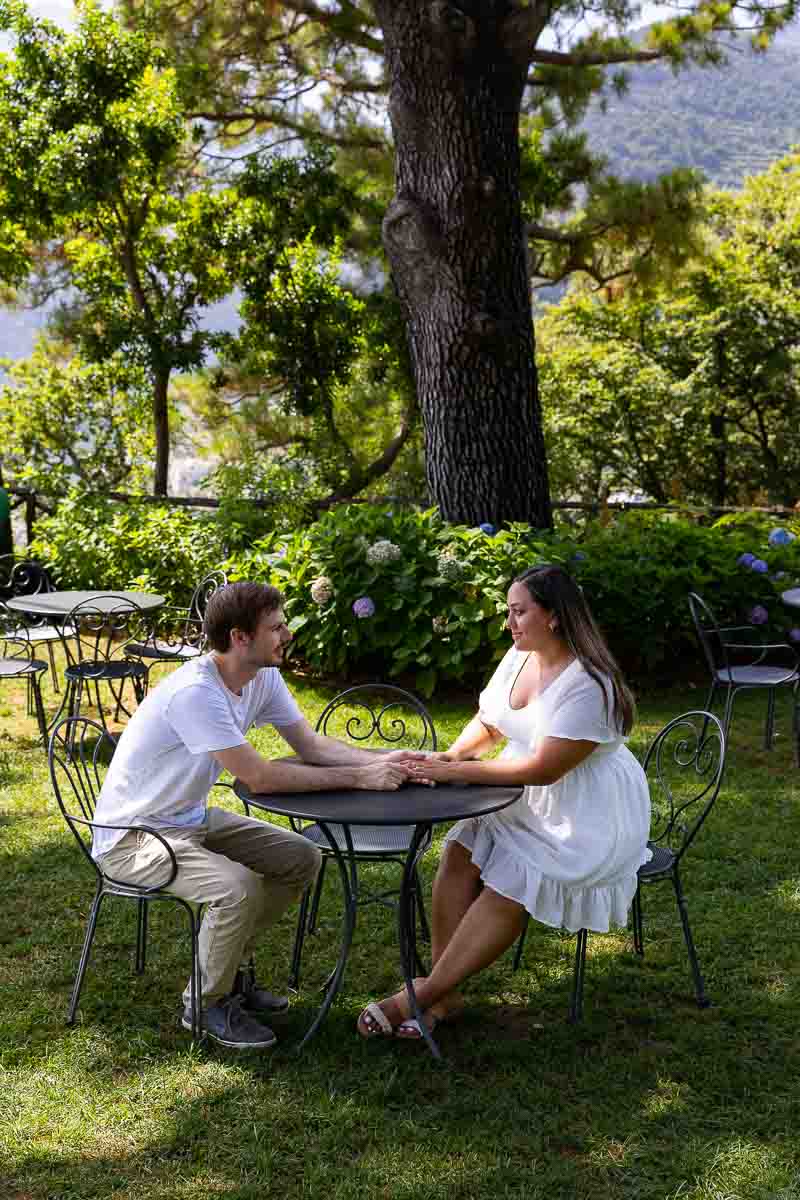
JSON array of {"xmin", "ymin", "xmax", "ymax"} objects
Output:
[
  {"xmin": 181, "ymin": 995, "xmax": 277, "ymax": 1049},
  {"xmin": 233, "ymin": 968, "xmax": 290, "ymax": 1018}
]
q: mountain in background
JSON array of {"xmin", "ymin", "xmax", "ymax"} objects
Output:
[
  {"xmin": 2, "ymin": 25, "xmax": 799, "ymax": 359},
  {"xmin": 582, "ymin": 25, "xmax": 800, "ymax": 188}
]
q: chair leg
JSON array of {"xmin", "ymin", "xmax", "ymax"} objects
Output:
[
  {"xmin": 569, "ymin": 929, "xmax": 588, "ymax": 1023},
  {"xmin": 135, "ymin": 899, "xmax": 148, "ymax": 974},
  {"xmin": 512, "ymin": 912, "xmax": 530, "ymax": 971},
  {"xmin": 288, "ymin": 884, "xmax": 312, "ymax": 992},
  {"xmin": 47, "ymin": 640, "xmax": 60, "ymax": 692},
  {"xmin": 307, "ymin": 856, "xmax": 327, "ymax": 935},
  {"xmin": 765, "ymin": 689, "xmax": 776, "ymax": 750},
  {"xmin": 671, "ymin": 867, "xmax": 709, "ymax": 1008},
  {"xmin": 631, "ymin": 886, "xmax": 644, "ymax": 957},
  {"xmin": 67, "ymin": 888, "xmax": 105, "ymax": 1025},
  {"xmin": 31, "ymin": 675, "xmax": 48, "ymax": 746},
  {"xmin": 722, "ymin": 686, "xmax": 737, "ymax": 746}
]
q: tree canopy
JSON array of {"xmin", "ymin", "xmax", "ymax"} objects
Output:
[{"xmin": 538, "ymin": 150, "xmax": 800, "ymax": 508}]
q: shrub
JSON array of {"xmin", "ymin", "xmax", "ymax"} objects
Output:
[
  {"xmin": 227, "ymin": 505, "xmax": 560, "ymax": 696},
  {"xmin": 29, "ymin": 493, "xmax": 225, "ymax": 603}
]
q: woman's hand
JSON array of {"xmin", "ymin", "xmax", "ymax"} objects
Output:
[{"xmin": 407, "ymin": 757, "xmax": 462, "ymax": 785}]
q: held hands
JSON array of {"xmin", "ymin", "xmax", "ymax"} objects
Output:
[{"xmin": 355, "ymin": 760, "xmax": 412, "ymax": 791}]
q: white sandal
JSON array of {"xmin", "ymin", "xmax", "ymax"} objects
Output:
[{"xmin": 356, "ymin": 1001, "xmax": 394, "ymax": 1039}]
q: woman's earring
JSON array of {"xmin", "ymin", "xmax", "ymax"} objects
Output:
[{"xmin": 548, "ymin": 620, "xmax": 557, "ymax": 633}]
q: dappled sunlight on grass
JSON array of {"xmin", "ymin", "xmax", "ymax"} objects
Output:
[{"xmin": 4, "ymin": 676, "xmax": 800, "ymax": 1199}]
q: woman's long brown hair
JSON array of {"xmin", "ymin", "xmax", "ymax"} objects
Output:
[{"xmin": 515, "ymin": 563, "xmax": 635, "ymax": 734}]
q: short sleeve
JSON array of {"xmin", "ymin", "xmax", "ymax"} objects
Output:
[
  {"xmin": 478, "ymin": 647, "xmax": 520, "ymax": 729},
  {"xmin": 547, "ymin": 670, "xmax": 620, "ymax": 744},
  {"xmin": 253, "ymin": 670, "xmax": 303, "ymax": 728},
  {"xmin": 166, "ymin": 684, "xmax": 248, "ymax": 754}
]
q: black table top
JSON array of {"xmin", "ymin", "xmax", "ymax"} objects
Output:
[
  {"xmin": 7, "ymin": 589, "xmax": 166, "ymax": 617},
  {"xmin": 234, "ymin": 780, "xmax": 523, "ymax": 826}
]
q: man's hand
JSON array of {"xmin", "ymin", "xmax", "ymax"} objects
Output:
[
  {"xmin": 382, "ymin": 749, "xmax": 431, "ymax": 765},
  {"xmin": 354, "ymin": 760, "xmax": 413, "ymax": 791}
]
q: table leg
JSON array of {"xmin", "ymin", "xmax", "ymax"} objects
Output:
[
  {"xmin": 294, "ymin": 820, "xmax": 358, "ymax": 1052},
  {"xmin": 398, "ymin": 822, "xmax": 441, "ymax": 1060}
]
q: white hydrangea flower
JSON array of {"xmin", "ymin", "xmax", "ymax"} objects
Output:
[
  {"xmin": 432, "ymin": 615, "xmax": 448, "ymax": 635},
  {"xmin": 310, "ymin": 576, "xmax": 334, "ymax": 605},
  {"xmin": 437, "ymin": 551, "xmax": 465, "ymax": 581},
  {"xmin": 366, "ymin": 539, "xmax": 402, "ymax": 565}
]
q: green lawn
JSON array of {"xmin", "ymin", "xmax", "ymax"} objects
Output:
[{"xmin": 1, "ymin": 663, "xmax": 799, "ymax": 1200}]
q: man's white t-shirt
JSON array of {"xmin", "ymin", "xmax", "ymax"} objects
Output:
[{"xmin": 92, "ymin": 654, "xmax": 302, "ymax": 858}]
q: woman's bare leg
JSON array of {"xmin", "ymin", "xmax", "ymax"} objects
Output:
[
  {"xmin": 382, "ymin": 885, "xmax": 528, "ymax": 1030},
  {"xmin": 427, "ymin": 841, "xmax": 482, "ymax": 1014}
]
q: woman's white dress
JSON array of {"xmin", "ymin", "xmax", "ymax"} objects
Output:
[{"xmin": 444, "ymin": 648, "xmax": 652, "ymax": 933}]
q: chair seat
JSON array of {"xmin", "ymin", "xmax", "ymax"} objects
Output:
[
  {"xmin": 0, "ymin": 657, "xmax": 47, "ymax": 678},
  {"xmin": 638, "ymin": 842, "xmax": 675, "ymax": 879},
  {"xmin": 300, "ymin": 821, "xmax": 417, "ymax": 856},
  {"xmin": 25, "ymin": 625, "xmax": 64, "ymax": 644},
  {"xmin": 715, "ymin": 665, "xmax": 799, "ymax": 686},
  {"xmin": 127, "ymin": 639, "xmax": 202, "ymax": 662},
  {"xmin": 65, "ymin": 661, "xmax": 148, "ymax": 682}
]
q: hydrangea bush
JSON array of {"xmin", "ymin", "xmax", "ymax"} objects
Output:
[
  {"xmin": 29, "ymin": 494, "xmax": 800, "ymax": 693},
  {"xmin": 229, "ymin": 504, "xmax": 557, "ymax": 695}
]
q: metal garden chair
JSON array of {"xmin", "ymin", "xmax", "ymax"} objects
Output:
[
  {"xmin": 514, "ymin": 710, "xmax": 726, "ymax": 1022},
  {"xmin": 0, "ymin": 556, "xmax": 61, "ymax": 691},
  {"xmin": 241, "ymin": 683, "xmax": 437, "ymax": 991},
  {"xmin": 48, "ymin": 715, "xmax": 203, "ymax": 1038},
  {"xmin": 55, "ymin": 595, "xmax": 149, "ymax": 735},
  {"xmin": 0, "ymin": 600, "xmax": 48, "ymax": 744},
  {"xmin": 688, "ymin": 590, "xmax": 800, "ymax": 761},
  {"xmin": 126, "ymin": 570, "xmax": 228, "ymax": 687}
]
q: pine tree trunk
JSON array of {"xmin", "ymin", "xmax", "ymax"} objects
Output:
[
  {"xmin": 152, "ymin": 368, "xmax": 170, "ymax": 496},
  {"xmin": 375, "ymin": 1, "xmax": 551, "ymax": 528}
]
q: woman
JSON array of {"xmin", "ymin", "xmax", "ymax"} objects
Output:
[{"xmin": 357, "ymin": 562, "xmax": 651, "ymax": 1039}]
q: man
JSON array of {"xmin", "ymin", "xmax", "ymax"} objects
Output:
[{"xmin": 93, "ymin": 581, "xmax": 415, "ymax": 1050}]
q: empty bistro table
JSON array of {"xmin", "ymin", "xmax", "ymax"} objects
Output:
[
  {"xmin": 233, "ymin": 778, "xmax": 523, "ymax": 1059},
  {"xmin": 7, "ymin": 590, "xmax": 166, "ymax": 732},
  {"xmin": 6, "ymin": 589, "xmax": 166, "ymax": 621}
]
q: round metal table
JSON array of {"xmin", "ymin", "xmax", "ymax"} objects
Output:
[
  {"xmin": 234, "ymin": 779, "xmax": 522, "ymax": 1058},
  {"xmin": 7, "ymin": 589, "xmax": 166, "ymax": 618}
]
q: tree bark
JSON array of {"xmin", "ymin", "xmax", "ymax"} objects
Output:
[
  {"xmin": 374, "ymin": 0, "xmax": 552, "ymax": 528},
  {"xmin": 152, "ymin": 367, "xmax": 171, "ymax": 496}
]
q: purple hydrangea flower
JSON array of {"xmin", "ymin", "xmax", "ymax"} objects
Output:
[
  {"xmin": 768, "ymin": 527, "xmax": 796, "ymax": 547},
  {"xmin": 478, "ymin": 522, "xmax": 497, "ymax": 535},
  {"xmin": 788, "ymin": 628, "xmax": 800, "ymax": 644},
  {"xmin": 737, "ymin": 552, "xmax": 756, "ymax": 567},
  {"xmin": 352, "ymin": 596, "xmax": 376, "ymax": 619},
  {"xmin": 748, "ymin": 604, "xmax": 769, "ymax": 625},
  {"xmin": 572, "ymin": 550, "xmax": 587, "ymax": 562},
  {"xmin": 750, "ymin": 558, "xmax": 769, "ymax": 573}
]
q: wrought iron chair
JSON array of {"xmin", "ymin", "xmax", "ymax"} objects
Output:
[
  {"xmin": 239, "ymin": 684, "xmax": 437, "ymax": 991},
  {"xmin": 514, "ymin": 710, "xmax": 726, "ymax": 1022},
  {"xmin": 126, "ymin": 570, "xmax": 228, "ymax": 687},
  {"xmin": 48, "ymin": 715, "xmax": 202, "ymax": 1037},
  {"xmin": 0, "ymin": 601, "xmax": 49, "ymax": 744},
  {"xmin": 55, "ymin": 596, "xmax": 149, "ymax": 735},
  {"xmin": 0, "ymin": 555, "xmax": 61, "ymax": 691},
  {"xmin": 688, "ymin": 591, "xmax": 800, "ymax": 761}
]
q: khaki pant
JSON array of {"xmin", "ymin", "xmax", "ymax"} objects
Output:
[{"xmin": 98, "ymin": 807, "xmax": 322, "ymax": 1006}]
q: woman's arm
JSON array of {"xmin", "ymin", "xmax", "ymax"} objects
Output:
[
  {"xmin": 408, "ymin": 736, "xmax": 597, "ymax": 787},
  {"xmin": 439, "ymin": 713, "xmax": 504, "ymax": 761}
]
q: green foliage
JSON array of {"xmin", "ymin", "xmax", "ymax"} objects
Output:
[
  {"xmin": 27, "ymin": 495, "xmax": 800, "ymax": 691},
  {"xmin": 538, "ymin": 150, "xmax": 800, "ymax": 508},
  {"xmin": 0, "ymin": 338, "xmax": 153, "ymax": 494},
  {"xmin": 28, "ymin": 493, "xmax": 225, "ymax": 600},
  {"xmin": 227, "ymin": 505, "xmax": 558, "ymax": 696}
]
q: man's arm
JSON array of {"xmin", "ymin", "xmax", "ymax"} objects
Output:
[{"xmin": 213, "ymin": 736, "xmax": 411, "ymax": 795}]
